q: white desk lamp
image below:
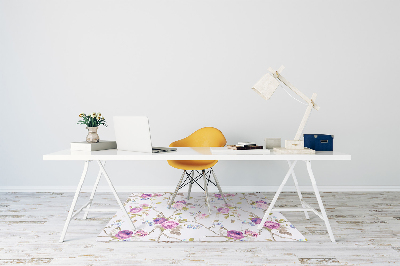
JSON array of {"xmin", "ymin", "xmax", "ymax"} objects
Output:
[{"xmin": 252, "ymin": 66, "xmax": 319, "ymax": 154}]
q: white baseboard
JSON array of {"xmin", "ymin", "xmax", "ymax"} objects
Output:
[{"xmin": 1, "ymin": 186, "xmax": 400, "ymax": 193}]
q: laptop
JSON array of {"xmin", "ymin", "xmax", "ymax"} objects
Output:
[{"xmin": 113, "ymin": 116, "xmax": 177, "ymax": 153}]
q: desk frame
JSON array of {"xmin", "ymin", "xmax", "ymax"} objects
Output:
[{"xmin": 44, "ymin": 148, "xmax": 350, "ymax": 243}]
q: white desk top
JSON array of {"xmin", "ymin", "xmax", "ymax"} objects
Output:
[{"xmin": 43, "ymin": 147, "xmax": 351, "ymax": 161}]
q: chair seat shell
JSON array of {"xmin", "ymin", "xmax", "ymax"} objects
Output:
[{"xmin": 167, "ymin": 127, "xmax": 226, "ymax": 170}]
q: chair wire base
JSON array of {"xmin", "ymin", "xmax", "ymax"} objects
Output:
[
  {"xmin": 168, "ymin": 168, "xmax": 227, "ymax": 212},
  {"xmin": 178, "ymin": 169, "xmax": 216, "ymax": 191}
]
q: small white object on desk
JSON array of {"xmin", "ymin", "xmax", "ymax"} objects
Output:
[
  {"xmin": 70, "ymin": 140, "xmax": 117, "ymax": 151},
  {"xmin": 284, "ymin": 140, "xmax": 305, "ymax": 150},
  {"xmin": 211, "ymin": 147, "xmax": 270, "ymax": 155},
  {"xmin": 265, "ymin": 138, "xmax": 281, "ymax": 149}
]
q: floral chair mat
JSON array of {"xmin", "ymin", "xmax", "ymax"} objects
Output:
[{"xmin": 97, "ymin": 192, "xmax": 306, "ymax": 242}]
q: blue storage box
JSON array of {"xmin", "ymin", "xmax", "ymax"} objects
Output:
[{"xmin": 304, "ymin": 134, "xmax": 334, "ymax": 151}]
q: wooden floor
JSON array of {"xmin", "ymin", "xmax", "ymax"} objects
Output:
[{"xmin": 0, "ymin": 191, "xmax": 399, "ymax": 265}]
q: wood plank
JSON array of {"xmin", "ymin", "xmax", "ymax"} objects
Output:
[{"xmin": 0, "ymin": 192, "xmax": 399, "ymax": 264}]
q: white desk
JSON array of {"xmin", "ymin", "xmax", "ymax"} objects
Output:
[{"xmin": 43, "ymin": 148, "xmax": 351, "ymax": 242}]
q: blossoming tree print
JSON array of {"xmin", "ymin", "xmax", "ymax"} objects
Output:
[{"xmin": 98, "ymin": 192, "xmax": 306, "ymax": 242}]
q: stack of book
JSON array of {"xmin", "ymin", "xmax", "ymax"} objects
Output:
[
  {"xmin": 227, "ymin": 142, "xmax": 263, "ymax": 150},
  {"xmin": 70, "ymin": 140, "xmax": 117, "ymax": 151},
  {"xmin": 211, "ymin": 142, "xmax": 270, "ymax": 155}
]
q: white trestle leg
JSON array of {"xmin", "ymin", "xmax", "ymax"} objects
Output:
[
  {"xmin": 306, "ymin": 160, "xmax": 336, "ymax": 242},
  {"xmin": 59, "ymin": 160, "xmax": 90, "ymax": 242},
  {"xmin": 96, "ymin": 161, "xmax": 136, "ymax": 231},
  {"xmin": 258, "ymin": 160, "xmax": 335, "ymax": 242},
  {"xmin": 288, "ymin": 160, "xmax": 310, "ymax": 220},
  {"xmin": 59, "ymin": 160, "xmax": 136, "ymax": 242},
  {"xmin": 258, "ymin": 160, "xmax": 298, "ymax": 230},
  {"xmin": 83, "ymin": 161, "xmax": 105, "ymax": 219}
]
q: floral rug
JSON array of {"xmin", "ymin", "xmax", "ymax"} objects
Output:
[{"xmin": 97, "ymin": 192, "xmax": 306, "ymax": 242}]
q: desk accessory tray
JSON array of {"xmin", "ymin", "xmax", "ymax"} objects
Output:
[{"xmin": 273, "ymin": 147, "xmax": 315, "ymax": 154}]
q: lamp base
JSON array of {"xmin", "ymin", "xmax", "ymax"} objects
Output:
[{"xmin": 273, "ymin": 147, "xmax": 315, "ymax": 154}]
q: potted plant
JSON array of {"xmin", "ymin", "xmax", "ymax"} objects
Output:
[{"xmin": 77, "ymin": 112, "xmax": 107, "ymax": 143}]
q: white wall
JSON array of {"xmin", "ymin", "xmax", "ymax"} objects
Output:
[{"xmin": 1, "ymin": 0, "xmax": 399, "ymax": 190}]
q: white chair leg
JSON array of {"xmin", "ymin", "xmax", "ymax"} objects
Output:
[
  {"xmin": 187, "ymin": 170, "xmax": 193, "ymax": 200},
  {"xmin": 211, "ymin": 168, "xmax": 227, "ymax": 205},
  {"xmin": 168, "ymin": 170, "xmax": 186, "ymax": 208},
  {"xmin": 306, "ymin": 160, "xmax": 336, "ymax": 242},
  {"xmin": 287, "ymin": 160, "xmax": 309, "ymax": 220},
  {"xmin": 203, "ymin": 170, "xmax": 211, "ymax": 214}
]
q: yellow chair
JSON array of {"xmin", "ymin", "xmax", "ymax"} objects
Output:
[{"xmin": 167, "ymin": 127, "xmax": 227, "ymax": 213}]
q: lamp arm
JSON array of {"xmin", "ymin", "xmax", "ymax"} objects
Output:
[
  {"xmin": 294, "ymin": 93, "xmax": 317, "ymax": 140},
  {"xmin": 273, "ymin": 72, "xmax": 320, "ymax": 111},
  {"xmin": 264, "ymin": 66, "xmax": 320, "ymax": 141}
]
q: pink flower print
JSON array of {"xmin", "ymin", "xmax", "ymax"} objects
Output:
[
  {"xmin": 135, "ymin": 230, "xmax": 148, "ymax": 237},
  {"xmin": 255, "ymin": 200, "xmax": 268, "ymax": 209},
  {"xmin": 214, "ymin": 194, "xmax": 222, "ymax": 198},
  {"xmin": 175, "ymin": 200, "xmax": 186, "ymax": 204},
  {"xmin": 217, "ymin": 207, "xmax": 229, "ymax": 214},
  {"xmin": 251, "ymin": 218, "xmax": 262, "ymax": 224},
  {"xmin": 140, "ymin": 203, "xmax": 149, "ymax": 207},
  {"xmin": 173, "ymin": 203, "xmax": 185, "ymax": 209},
  {"xmin": 161, "ymin": 220, "xmax": 179, "ymax": 229},
  {"xmin": 196, "ymin": 213, "xmax": 208, "ymax": 219},
  {"xmin": 245, "ymin": 230, "xmax": 258, "ymax": 237},
  {"xmin": 115, "ymin": 230, "xmax": 133, "ymax": 240},
  {"xmin": 141, "ymin": 193, "xmax": 152, "ymax": 199},
  {"xmin": 263, "ymin": 221, "xmax": 281, "ymax": 229},
  {"xmin": 153, "ymin": 217, "xmax": 167, "ymax": 224},
  {"xmin": 226, "ymin": 230, "xmax": 244, "ymax": 240},
  {"xmin": 130, "ymin": 207, "xmax": 142, "ymax": 213},
  {"xmin": 153, "ymin": 193, "xmax": 163, "ymax": 197},
  {"xmin": 224, "ymin": 194, "xmax": 236, "ymax": 197}
]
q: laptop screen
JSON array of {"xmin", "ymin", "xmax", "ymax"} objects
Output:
[{"xmin": 113, "ymin": 116, "xmax": 153, "ymax": 153}]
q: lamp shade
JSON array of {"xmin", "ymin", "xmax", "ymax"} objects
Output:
[{"xmin": 251, "ymin": 73, "xmax": 280, "ymax": 101}]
